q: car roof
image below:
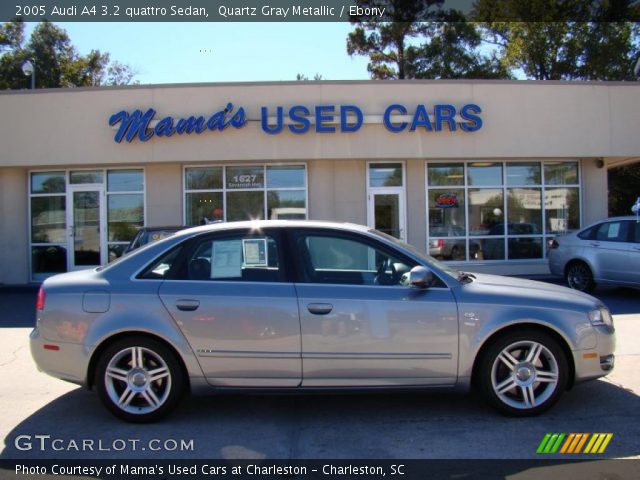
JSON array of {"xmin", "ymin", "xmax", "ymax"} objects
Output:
[{"xmin": 172, "ymin": 220, "xmax": 372, "ymax": 238}]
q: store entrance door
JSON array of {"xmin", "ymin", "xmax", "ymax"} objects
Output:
[
  {"xmin": 67, "ymin": 186, "xmax": 106, "ymax": 271},
  {"xmin": 368, "ymin": 190, "xmax": 406, "ymax": 241}
]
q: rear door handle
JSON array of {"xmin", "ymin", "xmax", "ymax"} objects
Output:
[
  {"xmin": 176, "ymin": 299, "xmax": 200, "ymax": 311},
  {"xmin": 307, "ymin": 303, "xmax": 333, "ymax": 315},
  {"xmin": 590, "ymin": 242, "xmax": 600, "ymax": 247}
]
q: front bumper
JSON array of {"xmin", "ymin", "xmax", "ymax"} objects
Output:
[{"xmin": 573, "ymin": 325, "xmax": 616, "ymax": 383}]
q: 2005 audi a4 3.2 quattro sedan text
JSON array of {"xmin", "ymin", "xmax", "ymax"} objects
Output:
[{"xmin": 30, "ymin": 221, "xmax": 616, "ymax": 422}]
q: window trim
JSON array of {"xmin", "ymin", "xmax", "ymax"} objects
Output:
[
  {"xmin": 182, "ymin": 163, "xmax": 309, "ymax": 225},
  {"xmin": 28, "ymin": 167, "xmax": 146, "ymax": 282},
  {"xmin": 425, "ymin": 159, "xmax": 582, "ymax": 264}
]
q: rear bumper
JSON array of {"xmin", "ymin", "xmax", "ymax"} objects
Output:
[{"xmin": 30, "ymin": 328, "xmax": 88, "ymax": 386}]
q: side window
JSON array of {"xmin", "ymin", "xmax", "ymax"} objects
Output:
[
  {"xmin": 184, "ymin": 234, "xmax": 282, "ymax": 282},
  {"xmin": 138, "ymin": 246, "xmax": 183, "ymax": 279},
  {"xmin": 297, "ymin": 233, "xmax": 416, "ymax": 286},
  {"xmin": 634, "ymin": 222, "xmax": 640, "ymax": 244},
  {"xmin": 594, "ymin": 221, "xmax": 629, "ymax": 242}
]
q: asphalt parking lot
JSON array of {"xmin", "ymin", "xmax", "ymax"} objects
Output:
[{"xmin": 0, "ymin": 282, "xmax": 638, "ymax": 461}]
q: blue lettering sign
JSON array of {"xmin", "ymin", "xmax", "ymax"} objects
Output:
[
  {"xmin": 261, "ymin": 106, "xmax": 284, "ymax": 134},
  {"xmin": 315, "ymin": 105, "xmax": 336, "ymax": 133},
  {"xmin": 459, "ymin": 104, "xmax": 483, "ymax": 132},
  {"xmin": 340, "ymin": 105, "xmax": 363, "ymax": 132},
  {"xmin": 110, "ymin": 104, "xmax": 246, "ymax": 143},
  {"xmin": 111, "ymin": 102, "xmax": 482, "ymax": 143},
  {"xmin": 434, "ymin": 104, "xmax": 457, "ymax": 131},
  {"xmin": 288, "ymin": 105, "xmax": 311, "ymax": 134},
  {"xmin": 410, "ymin": 105, "xmax": 433, "ymax": 132},
  {"xmin": 109, "ymin": 109, "xmax": 155, "ymax": 143},
  {"xmin": 383, "ymin": 104, "xmax": 408, "ymax": 132}
]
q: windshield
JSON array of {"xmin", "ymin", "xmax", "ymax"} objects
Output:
[{"xmin": 368, "ymin": 229, "xmax": 460, "ymax": 280}]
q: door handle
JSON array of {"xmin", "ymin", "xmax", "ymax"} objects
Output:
[
  {"xmin": 176, "ymin": 299, "xmax": 200, "ymax": 311},
  {"xmin": 590, "ymin": 242, "xmax": 600, "ymax": 247},
  {"xmin": 307, "ymin": 303, "xmax": 333, "ymax": 315}
]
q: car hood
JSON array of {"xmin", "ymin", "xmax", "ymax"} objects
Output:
[{"xmin": 462, "ymin": 273, "xmax": 602, "ymax": 310}]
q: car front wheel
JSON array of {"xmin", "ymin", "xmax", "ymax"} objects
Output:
[
  {"xmin": 478, "ymin": 330, "xmax": 568, "ymax": 416},
  {"xmin": 95, "ymin": 336, "xmax": 185, "ymax": 422}
]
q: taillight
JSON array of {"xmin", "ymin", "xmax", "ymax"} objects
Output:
[
  {"xmin": 547, "ymin": 239, "xmax": 559, "ymax": 250},
  {"xmin": 437, "ymin": 239, "xmax": 444, "ymax": 248},
  {"xmin": 36, "ymin": 287, "xmax": 46, "ymax": 311}
]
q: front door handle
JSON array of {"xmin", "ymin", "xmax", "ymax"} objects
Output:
[
  {"xmin": 176, "ymin": 299, "xmax": 200, "ymax": 311},
  {"xmin": 307, "ymin": 303, "xmax": 333, "ymax": 315}
]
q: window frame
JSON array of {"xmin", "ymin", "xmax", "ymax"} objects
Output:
[
  {"xmin": 287, "ymin": 227, "xmax": 432, "ymax": 287},
  {"xmin": 425, "ymin": 160, "xmax": 582, "ymax": 264},
  {"xmin": 158, "ymin": 227, "xmax": 291, "ymax": 283},
  {"xmin": 28, "ymin": 167, "xmax": 146, "ymax": 281},
  {"xmin": 182, "ymin": 163, "xmax": 308, "ymax": 226}
]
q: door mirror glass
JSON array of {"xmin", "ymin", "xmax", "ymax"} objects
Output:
[{"xmin": 409, "ymin": 266, "xmax": 433, "ymax": 288}]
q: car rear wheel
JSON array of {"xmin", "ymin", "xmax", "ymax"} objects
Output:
[
  {"xmin": 565, "ymin": 261, "xmax": 595, "ymax": 292},
  {"xmin": 478, "ymin": 330, "xmax": 568, "ymax": 416},
  {"xmin": 95, "ymin": 336, "xmax": 185, "ymax": 422}
]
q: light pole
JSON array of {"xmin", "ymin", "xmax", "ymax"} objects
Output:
[{"xmin": 22, "ymin": 60, "xmax": 35, "ymax": 89}]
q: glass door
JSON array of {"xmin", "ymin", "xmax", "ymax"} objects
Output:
[
  {"xmin": 367, "ymin": 163, "xmax": 406, "ymax": 241},
  {"xmin": 369, "ymin": 191, "xmax": 405, "ymax": 240},
  {"xmin": 67, "ymin": 186, "xmax": 106, "ymax": 270}
]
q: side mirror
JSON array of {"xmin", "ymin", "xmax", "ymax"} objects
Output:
[{"xmin": 409, "ymin": 266, "xmax": 433, "ymax": 289}]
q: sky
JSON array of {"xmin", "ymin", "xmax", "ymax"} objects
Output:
[{"xmin": 26, "ymin": 22, "xmax": 372, "ymax": 84}]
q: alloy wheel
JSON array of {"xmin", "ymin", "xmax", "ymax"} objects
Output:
[{"xmin": 490, "ymin": 340, "xmax": 559, "ymax": 410}]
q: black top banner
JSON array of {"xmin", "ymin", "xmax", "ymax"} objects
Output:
[{"xmin": 2, "ymin": 0, "xmax": 640, "ymax": 23}]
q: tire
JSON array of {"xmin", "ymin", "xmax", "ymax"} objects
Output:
[
  {"xmin": 565, "ymin": 261, "xmax": 595, "ymax": 292},
  {"xmin": 477, "ymin": 330, "xmax": 568, "ymax": 417},
  {"xmin": 95, "ymin": 336, "xmax": 186, "ymax": 423}
]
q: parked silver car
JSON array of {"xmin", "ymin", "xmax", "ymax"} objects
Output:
[
  {"xmin": 31, "ymin": 221, "xmax": 615, "ymax": 422},
  {"xmin": 548, "ymin": 216, "xmax": 640, "ymax": 292}
]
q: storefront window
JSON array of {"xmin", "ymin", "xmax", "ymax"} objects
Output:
[
  {"xmin": 107, "ymin": 194, "xmax": 144, "ymax": 242},
  {"xmin": 427, "ymin": 164, "xmax": 464, "ymax": 187},
  {"xmin": 31, "ymin": 172, "xmax": 65, "ymax": 194},
  {"xmin": 467, "ymin": 163, "xmax": 502, "ymax": 186},
  {"xmin": 107, "ymin": 170, "xmax": 144, "ymax": 262},
  {"xmin": 70, "ymin": 170, "xmax": 104, "ymax": 184},
  {"xmin": 184, "ymin": 165, "xmax": 307, "ymax": 225},
  {"xmin": 107, "ymin": 169, "xmax": 144, "ymax": 192},
  {"xmin": 369, "ymin": 163, "xmax": 403, "ymax": 187},
  {"xmin": 29, "ymin": 169, "xmax": 146, "ymax": 279},
  {"xmin": 426, "ymin": 161, "xmax": 580, "ymax": 262},
  {"xmin": 185, "ymin": 167, "xmax": 223, "ymax": 190}
]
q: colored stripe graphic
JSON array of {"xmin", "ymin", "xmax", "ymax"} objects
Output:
[{"xmin": 538, "ymin": 433, "xmax": 613, "ymax": 454}]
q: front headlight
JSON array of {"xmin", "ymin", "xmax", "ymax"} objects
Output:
[{"xmin": 588, "ymin": 307, "xmax": 613, "ymax": 327}]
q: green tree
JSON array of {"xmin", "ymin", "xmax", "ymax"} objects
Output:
[
  {"xmin": 347, "ymin": 1, "xmax": 509, "ymax": 79},
  {"xmin": 608, "ymin": 163, "xmax": 640, "ymax": 216},
  {"xmin": 0, "ymin": 20, "xmax": 136, "ymax": 89},
  {"xmin": 404, "ymin": 17, "xmax": 510, "ymax": 79},
  {"xmin": 476, "ymin": 0, "xmax": 640, "ymax": 80}
]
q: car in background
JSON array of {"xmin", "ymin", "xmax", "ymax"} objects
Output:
[
  {"xmin": 124, "ymin": 226, "xmax": 187, "ymax": 254},
  {"xmin": 548, "ymin": 216, "xmax": 640, "ymax": 292},
  {"xmin": 428, "ymin": 225, "xmax": 467, "ymax": 260},
  {"xmin": 31, "ymin": 220, "xmax": 615, "ymax": 422}
]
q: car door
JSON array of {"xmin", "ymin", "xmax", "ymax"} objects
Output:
[
  {"xmin": 590, "ymin": 220, "xmax": 631, "ymax": 283},
  {"xmin": 158, "ymin": 228, "xmax": 301, "ymax": 387},
  {"xmin": 624, "ymin": 221, "xmax": 640, "ymax": 285},
  {"xmin": 290, "ymin": 228, "xmax": 459, "ymax": 387}
]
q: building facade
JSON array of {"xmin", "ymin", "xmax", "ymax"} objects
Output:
[{"xmin": 1, "ymin": 80, "xmax": 639, "ymax": 284}]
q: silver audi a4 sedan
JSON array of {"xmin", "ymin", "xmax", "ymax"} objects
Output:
[{"xmin": 31, "ymin": 221, "xmax": 615, "ymax": 422}]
